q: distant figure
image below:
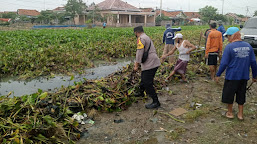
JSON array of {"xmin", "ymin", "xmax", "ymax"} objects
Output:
[
  {"xmin": 216, "ymin": 27, "xmax": 257, "ymax": 120},
  {"xmin": 161, "ymin": 33, "xmax": 196, "ymax": 82},
  {"xmin": 161, "ymin": 24, "xmax": 181, "ymax": 64},
  {"xmin": 205, "ymin": 22, "xmax": 223, "ymax": 81},
  {"xmin": 217, "ymin": 20, "xmax": 226, "ymax": 42},
  {"xmin": 103, "ymin": 22, "xmax": 107, "ymax": 28},
  {"xmin": 201, "ymin": 24, "xmax": 211, "ymax": 47}
]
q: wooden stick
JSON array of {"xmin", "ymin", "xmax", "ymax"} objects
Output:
[{"xmin": 159, "ymin": 112, "xmax": 185, "ymax": 123}]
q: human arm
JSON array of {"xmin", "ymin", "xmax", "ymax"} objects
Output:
[
  {"xmin": 163, "ymin": 32, "xmax": 166, "ymax": 44},
  {"xmin": 184, "ymin": 40, "xmax": 196, "ymax": 54},
  {"xmin": 134, "ymin": 38, "xmax": 146, "ymax": 71},
  {"xmin": 219, "ymin": 33, "xmax": 223, "ymax": 56},
  {"xmin": 249, "ymin": 46, "xmax": 257, "ymax": 81},
  {"xmin": 161, "ymin": 46, "xmax": 177, "ymax": 60},
  {"xmin": 174, "ymin": 27, "xmax": 181, "ymax": 32},
  {"xmin": 205, "ymin": 33, "xmax": 211, "ymax": 58},
  {"xmin": 216, "ymin": 45, "xmax": 230, "ymax": 77}
]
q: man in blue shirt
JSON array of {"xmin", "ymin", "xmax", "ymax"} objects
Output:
[
  {"xmin": 161, "ymin": 24, "xmax": 181, "ymax": 64},
  {"xmin": 103, "ymin": 22, "xmax": 107, "ymax": 28},
  {"xmin": 216, "ymin": 27, "xmax": 257, "ymax": 120},
  {"xmin": 217, "ymin": 20, "xmax": 226, "ymax": 42}
]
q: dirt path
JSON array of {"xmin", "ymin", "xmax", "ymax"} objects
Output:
[{"xmin": 78, "ymin": 77, "xmax": 257, "ymax": 144}]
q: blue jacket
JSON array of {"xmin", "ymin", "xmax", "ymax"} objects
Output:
[
  {"xmin": 217, "ymin": 25, "xmax": 226, "ymax": 41},
  {"xmin": 163, "ymin": 27, "xmax": 181, "ymax": 45},
  {"xmin": 216, "ymin": 41, "xmax": 257, "ymax": 80}
]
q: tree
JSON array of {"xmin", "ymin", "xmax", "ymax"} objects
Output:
[
  {"xmin": 199, "ymin": 6, "xmax": 218, "ymax": 24},
  {"xmin": 86, "ymin": 6, "xmax": 104, "ymax": 24},
  {"xmin": 155, "ymin": 15, "xmax": 171, "ymax": 25},
  {"xmin": 254, "ymin": 10, "xmax": 257, "ymax": 17},
  {"xmin": 214, "ymin": 14, "xmax": 227, "ymax": 23},
  {"xmin": 65, "ymin": 0, "xmax": 87, "ymax": 24},
  {"xmin": 1, "ymin": 12, "xmax": 17, "ymax": 20}
]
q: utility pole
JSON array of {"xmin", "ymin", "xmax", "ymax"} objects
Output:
[
  {"xmin": 160, "ymin": 0, "xmax": 162, "ymax": 17},
  {"xmin": 44, "ymin": 0, "xmax": 46, "ymax": 10},
  {"xmin": 188, "ymin": 0, "xmax": 190, "ymax": 11},
  {"xmin": 246, "ymin": 6, "xmax": 249, "ymax": 17},
  {"xmin": 222, "ymin": 0, "xmax": 224, "ymax": 15}
]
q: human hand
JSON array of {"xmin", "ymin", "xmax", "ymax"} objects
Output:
[
  {"xmin": 205, "ymin": 54, "xmax": 208, "ymax": 59},
  {"xmin": 134, "ymin": 65, "xmax": 138, "ymax": 71},
  {"xmin": 253, "ymin": 78, "xmax": 257, "ymax": 82},
  {"xmin": 215, "ymin": 77, "xmax": 220, "ymax": 83},
  {"xmin": 186, "ymin": 51, "xmax": 190, "ymax": 54}
]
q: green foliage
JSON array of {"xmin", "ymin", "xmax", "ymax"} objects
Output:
[
  {"xmin": 65, "ymin": 0, "xmax": 87, "ymax": 21},
  {"xmin": 0, "ymin": 12, "xmax": 17, "ymax": 19},
  {"xmin": 86, "ymin": 6, "xmax": 104, "ymax": 23},
  {"xmin": 155, "ymin": 15, "xmax": 171, "ymax": 24},
  {"xmin": 199, "ymin": 6, "xmax": 218, "ymax": 23},
  {"xmin": 214, "ymin": 14, "xmax": 227, "ymax": 23}
]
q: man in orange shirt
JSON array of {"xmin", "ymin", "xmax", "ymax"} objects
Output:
[{"xmin": 205, "ymin": 23, "xmax": 223, "ymax": 80}]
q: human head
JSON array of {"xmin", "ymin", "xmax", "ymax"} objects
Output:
[
  {"xmin": 173, "ymin": 33, "xmax": 183, "ymax": 43},
  {"xmin": 223, "ymin": 27, "xmax": 240, "ymax": 42},
  {"xmin": 134, "ymin": 26, "xmax": 144, "ymax": 38},
  {"xmin": 166, "ymin": 24, "xmax": 171, "ymax": 29},
  {"xmin": 210, "ymin": 22, "xmax": 217, "ymax": 29}
]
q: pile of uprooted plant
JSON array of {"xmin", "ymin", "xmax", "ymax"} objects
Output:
[{"xmin": 0, "ymin": 51, "xmax": 209, "ymax": 143}]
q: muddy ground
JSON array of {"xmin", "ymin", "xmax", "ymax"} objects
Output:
[{"xmin": 77, "ymin": 76, "xmax": 257, "ymax": 144}]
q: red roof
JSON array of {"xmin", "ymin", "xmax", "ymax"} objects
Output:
[
  {"xmin": 17, "ymin": 9, "xmax": 40, "ymax": 16},
  {"xmin": 156, "ymin": 10, "xmax": 182, "ymax": 18},
  {"xmin": 184, "ymin": 12, "xmax": 200, "ymax": 19},
  {"xmin": 140, "ymin": 8, "xmax": 154, "ymax": 12},
  {"xmin": 0, "ymin": 18, "xmax": 11, "ymax": 22},
  {"xmin": 88, "ymin": 0, "xmax": 140, "ymax": 11},
  {"xmin": 53, "ymin": 7, "xmax": 65, "ymax": 11}
]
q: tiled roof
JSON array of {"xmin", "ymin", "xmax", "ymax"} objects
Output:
[
  {"xmin": 156, "ymin": 10, "xmax": 183, "ymax": 18},
  {"xmin": 140, "ymin": 8, "xmax": 154, "ymax": 12},
  {"xmin": 17, "ymin": 9, "xmax": 40, "ymax": 16},
  {"xmin": 184, "ymin": 12, "xmax": 200, "ymax": 18},
  {"xmin": 88, "ymin": 0, "xmax": 140, "ymax": 12},
  {"xmin": 226, "ymin": 13, "xmax": 240, "ymax": 19},
  {"xmin": 53, "ymin": 7, "xmax": 65, "ymax": 11},
  {"xmin": 0, "ymin": 18, "xmax": 11, "ymax": 22}
]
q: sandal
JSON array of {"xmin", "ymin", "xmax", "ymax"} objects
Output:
[
  {"xmin": 237, "ymin": 113, "xmax": 244, "ymax": 121},
  {"xmin": 222, "ymin": 111, "xmax": 234, "ymax": 119}
]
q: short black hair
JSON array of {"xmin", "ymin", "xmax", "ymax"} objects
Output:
[
  {"xmin": 134, "ymin": 26, "xmax": 144, "ymax": 33},
  {"xmin": 210, "ymin": 23, "xmax": 217, "ymax": 28}
]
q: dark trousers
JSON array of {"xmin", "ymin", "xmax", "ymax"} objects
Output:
[{"xmin": 140, "ymin": 67, "xmax": 159, "ymax": 101}]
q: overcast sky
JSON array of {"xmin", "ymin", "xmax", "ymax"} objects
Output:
[{"xmin": 0, "ymin": 0, "xmax": 256, "ymax": 16}]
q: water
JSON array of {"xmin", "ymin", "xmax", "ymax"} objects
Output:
[{"xmin": 0, "ymin": 59, "xmax": 132, "ymax": 97}]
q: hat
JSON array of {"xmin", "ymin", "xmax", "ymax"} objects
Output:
[
  {"xmin": 218, "ymin": 20, "xmax": 223, "ymax": 24},
  {"xmin": 173, "ymin": 33, "xmax": 183, "ymax": 39},
  {"xmin": 134, "ymin": 26, "xmax": 144, "ymax": 32},
  {"xmin": 166, "ymin": 24, "xmax": 171, "ymax": 28},
  {"xmin": 223, "ymin": 27, "xmax": 240, "ymax": 36}
]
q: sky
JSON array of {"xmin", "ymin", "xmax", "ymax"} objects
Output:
[{"xmin": 0, "ymin": 0, "xmax": 256, "ymax": 16}]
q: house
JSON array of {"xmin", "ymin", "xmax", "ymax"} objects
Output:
[
  {"xmin": 17, "ymin": 9, "xmax": 40, "ymax": 18},
  {"xmin": 226, "ymin": 13, "xmax": 242, "ymax": 24},
  {"xmin": 85, "ymin": 0, "xmax": 156, "ymax": 27},
  {"xmin": 156, "ymin": 10, "xmax": 187, "ymax": 26},
  {"xmin": 184, "ymin": 12, "xmax": 200, "ymax": 19},
  {"xmin": 53, "ymin": 7, "xmax": 66, "ymax": 13}
]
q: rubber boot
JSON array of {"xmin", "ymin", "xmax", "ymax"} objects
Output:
[{"xmin": 145, "ymin": 95, "xmax": 160, "ymax": 109}]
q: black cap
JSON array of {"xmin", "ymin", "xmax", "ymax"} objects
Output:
[{"xmin": 134, "ymin": 26, "xmax": 144, "ymax": 33}]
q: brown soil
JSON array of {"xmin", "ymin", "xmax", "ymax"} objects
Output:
[{"xmin": 78, "ymin": 76, "xmax": 257, "ymax": 144}]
